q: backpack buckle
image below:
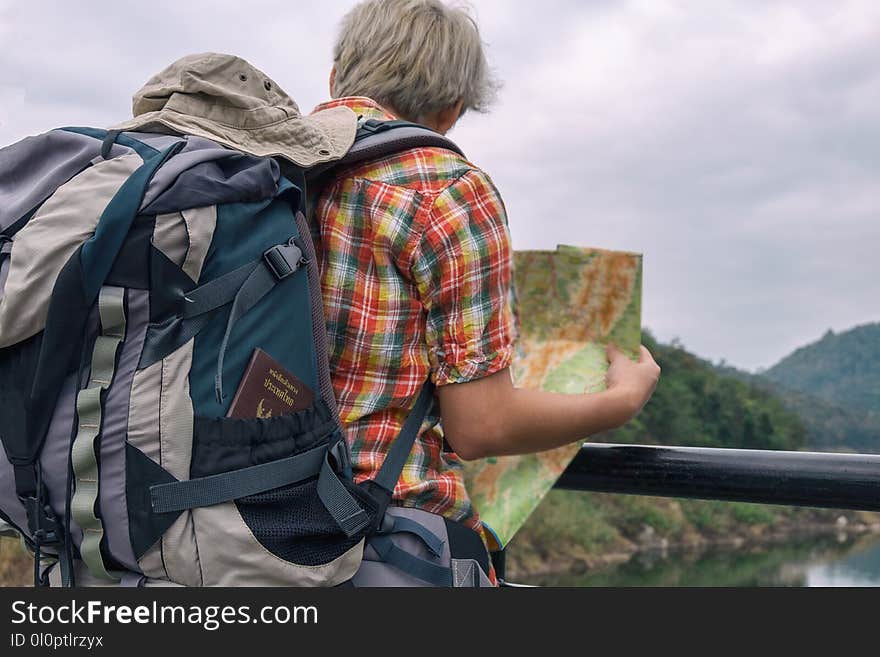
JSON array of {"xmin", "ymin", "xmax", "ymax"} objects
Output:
[
  {"xmin": 21, "ymin": 495, "xmax": 62, "ymax": 547},
  {"xmin": 263, "ymin": 240, "xmax": 304, "ymax": 280},
  {"xmin": 358, "ymin": 119, "xmax": 383, "ymax": 134},
  {"xmin": 329, "ymin": 440, "xmax": 352, "ymax": 476}
]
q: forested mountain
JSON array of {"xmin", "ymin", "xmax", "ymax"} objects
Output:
[
  {"xmin": 765, "ymin": 323, "xmax": 880, "ymax": 415},
  {"xmin": 603, "ymin": 332, "xmax": 806, "ymax": 451},
  {"xmin": 716, "ymin": 323, "xmax": 880, "ymax": 452}
]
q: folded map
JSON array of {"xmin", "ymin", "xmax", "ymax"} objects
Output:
[{"xmin": 464, "ymin": 244, "xmax": 643, "ymax": 548}]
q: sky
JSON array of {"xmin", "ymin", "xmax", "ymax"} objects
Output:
[{"xmin": 1, "ymin": 0, "xmax": 878, "ymax": 370}]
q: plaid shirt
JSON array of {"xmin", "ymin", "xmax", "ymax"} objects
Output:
[{"xmin": 310, "ymin": 97, "xmax": 517, "ymax": 543}]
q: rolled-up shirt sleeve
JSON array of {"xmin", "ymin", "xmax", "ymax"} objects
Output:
[{"xmin": 410, "ymin": 169, "xmax": 518, "ymax": 387}]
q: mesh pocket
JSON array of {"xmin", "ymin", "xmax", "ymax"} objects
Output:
[
  {"xmin": 192, "ymin": 400, "xmax": 377, "ymax": 568},
  {"xmin": 237, "ymin": 476, "xmax": 379, "ymax": 567}
]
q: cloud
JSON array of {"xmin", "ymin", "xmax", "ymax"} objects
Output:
[
  {"xmin": 2, "ymin": 0, "xmax": 877, "ymax": 369},
  {"xmin": 455, "ymin": 0, "xmax": 880, "ymax": 368}
]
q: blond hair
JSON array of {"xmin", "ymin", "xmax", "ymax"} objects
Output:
[{"xmin": 332, "ymin": 0, "xmax": 498, "ymax": 122}]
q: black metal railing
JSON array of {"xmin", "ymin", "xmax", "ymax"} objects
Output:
[{"xmin": 554, "ymin": 444, "xmax": 880, "ymax": 512}]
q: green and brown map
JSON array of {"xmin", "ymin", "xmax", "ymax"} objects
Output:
[{"xmin": 464, "ymin": 245, "xmax": 642, "ymax": 548}]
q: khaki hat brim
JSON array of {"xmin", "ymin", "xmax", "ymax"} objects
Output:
[{"xmin": 112, "ymin": 104, "xmax": 358, "ymax": 168}]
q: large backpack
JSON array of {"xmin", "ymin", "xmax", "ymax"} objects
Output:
[{"xmin": 0, "ymin": 120, "xmax": 494, "ymax": 587}]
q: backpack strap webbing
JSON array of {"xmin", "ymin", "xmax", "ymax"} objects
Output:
[
  {"xmin": 70, "ymin": 285, "xmax": 127, "ymax": 582},
  {"xmin": 372, "ymin": 381, "xmax": 436, "ymax": 497},
  {"xmin": 370, "ymin": 534, "xmax": 453, "ymax": 586},
  {"xmin": 212, "ymin": 239, "xmax": 305, "ymax": 403},
  {"xmin": 150, "ymin": 445, "xmax": 327, "ymax": 515},
  {"xmin": 0, "ymin": 237, "xmax": 11, "ymax": 274}
]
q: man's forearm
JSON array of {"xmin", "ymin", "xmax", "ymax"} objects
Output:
[
  {"xmin": 479, "ymin": 386, "xmax": 634, "ymax": 458},
  {"xmin": 438, "ymin": 352, "xmax": 659, "ymax": 461},
  {"xmin": 440, "ymin": 378, "xmax": 636, "ymax": 461}
]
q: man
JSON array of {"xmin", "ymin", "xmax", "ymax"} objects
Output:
[{"xmin": 312, "ymin": 0, "xmax": 660, "ymax": 571}]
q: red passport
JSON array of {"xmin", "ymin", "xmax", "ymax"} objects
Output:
[{"xmin": 226, "ymin": 348, "xmax": 315, "ymax": 419}]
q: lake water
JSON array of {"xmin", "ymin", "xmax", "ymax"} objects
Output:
[{"xmin": 525, "ymin": 534, "xmax": 880, "ymax": 587}]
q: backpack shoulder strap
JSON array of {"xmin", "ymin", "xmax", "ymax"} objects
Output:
[
  {"xmin": 372, "ymin": 381, "xmax": 437, "ymax": 496},
  {"xmin": 340, "ymin": 119, "xmax": 465, "ymax": 168},
  {"xmin": 306, "ymin": 119, "xmax": 466, "ymax": 184}
]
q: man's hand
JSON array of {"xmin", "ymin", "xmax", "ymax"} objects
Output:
[{"xmin": 605, "ymin": 343, "xmax": 661, "ymax": 419}]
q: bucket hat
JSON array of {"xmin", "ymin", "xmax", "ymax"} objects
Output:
[{"xmin": 113, "ymin": 52, "xmax": 357, "ymax": 167}]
